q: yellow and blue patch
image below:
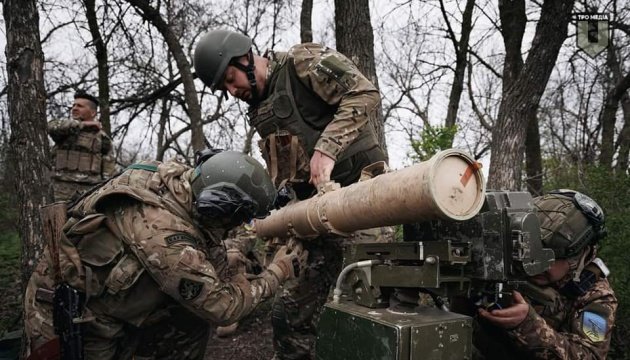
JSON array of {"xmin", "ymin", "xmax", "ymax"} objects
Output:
[{"xmin": 581, "ymin": 311, "xmax": 607, "ymax": 342}]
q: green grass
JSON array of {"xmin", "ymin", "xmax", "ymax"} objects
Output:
[{"xmin": 0, "ymin": 232, "xmax": 21, "ymax": 333}]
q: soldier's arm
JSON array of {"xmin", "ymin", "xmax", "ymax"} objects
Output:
[
  {"xmin": 144, "ymin": 240, "xmax": 286, "ymax": 325},
  {"xmin": 120, "ymin": 207, "xmax": 293, "ymax": 326},
  {"xmin": 293, "ymin": 44, "xmax": 381, "ymax": 160},
  {"xmin": 505, "ymin": 285, "xmax": 617, "ymax": 359},
  {"xmin": 47, "ymin": 118, "xmax": 81, "ymax": 143}
]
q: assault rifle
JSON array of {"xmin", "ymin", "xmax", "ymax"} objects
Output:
[{"xmin": 29, "ymin": 203, "xmax": 85, "ymax": 360}]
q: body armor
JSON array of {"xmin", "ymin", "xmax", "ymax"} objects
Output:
[{"xmin": 248, "ymin": 52, "xmax": 384, "ymax": 189}]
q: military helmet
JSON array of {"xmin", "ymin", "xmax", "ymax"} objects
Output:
[
  {"xmin": 191, "ymin": 151, "xmax": 275, "ymax": 226},
  {"xmin": 193, "ymin": 29, "xmax": 252, "ymax": 91},
  {"xmin": 533, "ymin": 190, "xmax": 606, "ymax": 259}
]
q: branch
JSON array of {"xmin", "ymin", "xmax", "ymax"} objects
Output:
[{"xmin": 439, "ymin": 0, "xmax": 459, "ymax": 53}]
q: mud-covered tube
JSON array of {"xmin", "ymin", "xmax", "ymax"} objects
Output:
[{"xmin": 254, "ymin": 149, "xmax": 486, "ymax": 239}]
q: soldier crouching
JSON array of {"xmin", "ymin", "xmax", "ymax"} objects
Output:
[{"xmin": 24, "ymin": 151, "xmax": 307, "ymax": 360}]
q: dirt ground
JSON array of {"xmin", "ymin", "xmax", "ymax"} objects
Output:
[{"xmin": 205, "ymin": 303, "xmax": 275, "ymax": 360}]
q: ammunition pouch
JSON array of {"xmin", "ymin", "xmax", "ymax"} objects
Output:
[
  {"xmin": 259, "ymin": 131, "xmax": 310, "ymax": 187},
  {"xmin": 54, "ymin": 130, "xmax": 104, "ymax": 175},
  {"xmin": 55, "ymin": 150, "xmax": 102, "ymax": 175}
]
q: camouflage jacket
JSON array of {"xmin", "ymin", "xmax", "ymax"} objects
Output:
[
  {"xmin": 475, "ymin": 277, "xmax": 617, "ymax": 359},
  {"xmin": 25, "ymin": 160, "xmax": 285, "ymax": 357},
  {"xmin": 48, "ymin": 118, "xmax": 115, "ymax": 183},
  {"xmin": 265, "ymin": 43, "xmax": 381, "ymax": 161}
]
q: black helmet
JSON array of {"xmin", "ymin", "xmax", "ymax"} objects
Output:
[
  {"xmin": 533, "ymin": 190, "xmax": 606, "ymax": 259},
  {"xmin": 190, "ymin": 151, "xmax": 275, "ymax": 228},
  {"xmin": 193, "ymin": 29, "xmax": 253, "ymax": 91}
]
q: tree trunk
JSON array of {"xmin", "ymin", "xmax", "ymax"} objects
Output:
[
  {"xmin": 300, "ymin": 0, "xmax": 313, "ymax": 43},
  {"xmin": 126, "ymin": 0, "xmax": 205, "ymax": 152},
  {"xmin": 3, "ymin": 0, "xmax": 52, "ymax": 290},
  {"xmin": 489, "ymin": 0, "xmax": 574, "ymax": 190},
  {"xmin": 498, "ymin": 0, "xmax": 526, "ymax": 94},
  {"xmin": 497, "ymin": 0, "xmax": 543, "ymax": 193},
  {"xmin": 84, "ymin": 0, "xmax": 112, "ymax": 135},
  {"xmin": 599, "ymin": 43, "xmax": 630, "ymax": 167},
  {"xmin": 334, "ymin": 0, "xmax": 388, "ymax": 159},
  {"xmin": 443, "ymin": 0, "xmax": 475, "ymax": 134},
  {"xmin": 615, "ymin": 92, "xmax": 630, "ymax": 173},
  {"xmin": 525, "ymin": 108, "xmax": 543, "ymax": 195}
]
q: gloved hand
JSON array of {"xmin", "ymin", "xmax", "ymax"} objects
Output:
[
  {"xmin": 267, "ymin": 243, "xmax": 308, "ymax": 282},
  {"xmin": 226, "ymin": 248, "xmax": 251, "ymax": 275}
]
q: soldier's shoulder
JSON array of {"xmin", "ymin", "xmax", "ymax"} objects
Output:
[
  {"xmin": 581, "ymin": 277, "xmax": 617, "ymax": 303},
  {"xmin": 288, "ymin": 42, "xmax": 328, "ymax": 61},
  {"xmin": 288, "ymin": 43, "xmax": 335, "ymax": 73}
]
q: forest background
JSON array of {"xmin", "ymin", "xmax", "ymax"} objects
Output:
[{"xmin": 0, "ymin": 0, "xmax": 628, "ymax": 358}]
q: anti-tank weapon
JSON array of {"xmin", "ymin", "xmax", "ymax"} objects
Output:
[{"xmin": 254, "ymin": 149, "xmax": 555, "ymax": 360}]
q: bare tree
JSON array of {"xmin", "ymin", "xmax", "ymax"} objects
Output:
[
  {"xmin": 84, "ymin": 0, "xmax": 112, "ymax": 134},
  {"xmin": 2, "ymin": 0, "xmax": 52, "ymax": 288},
  {"xmin": 488, "ymin": 0, "xmax": 574, "ymax": 190},
  {"xmin": 441, "ymin": 0, "xmax": 475, "ymax": 137},
  {"xmin": 126, "ymin": 0, "xmax": 205, "ymax": 151},
  {"xmin": 599, "ymin": 41, "xmax": 630, "ymax": 167},
  {"xmin": 300, "ymin": 0, "xmax": 313, "ymax": 43},
  {"xmin": 334, "ymin": 0, "xmax": 387, "ymax": 157}
]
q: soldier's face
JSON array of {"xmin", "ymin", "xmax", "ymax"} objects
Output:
[
  {"xmin": 71, "ymin": 98, "xmax": 97, "ymax": 121},
  {"xmin": 219, "ymin": 55, "xmax": 266, "ymax": 104},
  {"xmin": 529, "ymin": 259, "xmax": 570, "ymax": 286},
  {"xmin": 221, "ymin": 65, "xmax": 252, "ymax": 102}
]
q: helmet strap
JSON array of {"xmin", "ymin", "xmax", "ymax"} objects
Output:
[
  {"xmin": 572, "ymin": 249, "xmax": 588, "ymax": 282},
  {"xmin": 230, "ymin": 49, "xmax": 259, "ymax": 104}
]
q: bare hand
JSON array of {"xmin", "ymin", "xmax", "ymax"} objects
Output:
[
  {"xmin": 309, "ymin": 150, "xmax": 335, "ymax": 187},
  {"xmin": 478, "ymin": 291, "xmax": 529, "ymax": 329}
]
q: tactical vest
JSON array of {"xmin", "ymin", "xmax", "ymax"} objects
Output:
[
  {"xmin": 248, "ymin": 53, "xmax": 384, "ymax": 187},
  {"xmin": 60, "ymin": 162, "xmax": 228, "ymax": 326},
  {"xmin": 54, "ymin": 129, "xmax": 104, "ymax": 177}
]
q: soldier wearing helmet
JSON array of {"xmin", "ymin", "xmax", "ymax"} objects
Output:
[
  {"xmin": 475, "ymin": 190, "xmax": 617, "ymax": 359},
  {"xmin": 24, "ymin": 151, "xmax": 307, "ymax": 359},
  {"xmin": 194, "ymin": 30, "xmax": 392, "ymax": 359}
]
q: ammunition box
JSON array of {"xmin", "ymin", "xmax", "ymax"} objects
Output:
[{"xmin": 317, "ymin": 300, "xmax": 472, "ymax": 360}]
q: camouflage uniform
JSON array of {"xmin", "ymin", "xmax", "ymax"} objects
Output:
[
  {"xmin": 24, "ymin": 160, "xmax": 289, "ymax": 359},
  {"xmin": 474, "ymin": 264, "xmax": 617, "ymax": 359},
  {"xmin": 48, "ymin": 118, "xmax": 116, "ymax": 201},
  {"xmin": 248, "ymin": 43, "xmax": 392, "ymax": 359}
]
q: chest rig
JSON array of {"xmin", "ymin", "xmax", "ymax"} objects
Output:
[
  {"xmin": 54, "ymin": 128, "xmax": 105, "ymax": 178},
  {"xmin": 248, "ymin": 52, "xmax": 381, "ymax": 187}
]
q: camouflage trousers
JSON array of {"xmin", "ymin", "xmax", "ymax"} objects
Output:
[
  {"xmin": 26, "ymin": 305, "xmax": 209, "ymax": 360},
  {"xmin": 52, "ymin": 179, "xmax": 98, "ymax": 202},
  {"xmin": 270, "ymin": 227, "xmax": 394, "ymax": 360}
]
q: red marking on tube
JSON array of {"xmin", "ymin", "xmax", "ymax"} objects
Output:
[{"xmin": 460, "ymin": 162, "xmax": 482, "ymax": 187}]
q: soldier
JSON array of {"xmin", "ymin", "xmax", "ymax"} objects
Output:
[
  {"xmin": 24, "ymin": 151, "xmax": 307, "ymax": 359},
  {"xmin": 48, "ymin": 91, "xmax": 116, "ymax": 201},
  {"xmin": 193, "ymin": 30, "xmax": 391, "ymax": 359},
  {"xmin": 475, "ymin": 190, "xmax": 617, "ymax": 359}
]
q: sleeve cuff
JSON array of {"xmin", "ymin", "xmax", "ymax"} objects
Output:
[{"xmin": 314, "ymin": 139, "xmax": 342, "ymax": 161}]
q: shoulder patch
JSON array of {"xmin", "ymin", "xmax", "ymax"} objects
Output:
[
  {"xmin": 165, "ymin": 233, "xmax": 198, "ymax": 247},
  {"xmin": 581, "ymin": 311, "xmax": 607, "ymax": 342},
  {"xmin": 178, "ymin": 278, "xmax": 204, "ymax": 300}
]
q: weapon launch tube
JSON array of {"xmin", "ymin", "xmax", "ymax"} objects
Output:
[{"xmin": 255, "ymin": 149, "xmax": 486, "ymax": 239}]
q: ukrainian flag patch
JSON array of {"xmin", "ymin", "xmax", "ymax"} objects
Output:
[{"xmin": 582, "ymin": 311, "xmax": 607, "ymax": 342}]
